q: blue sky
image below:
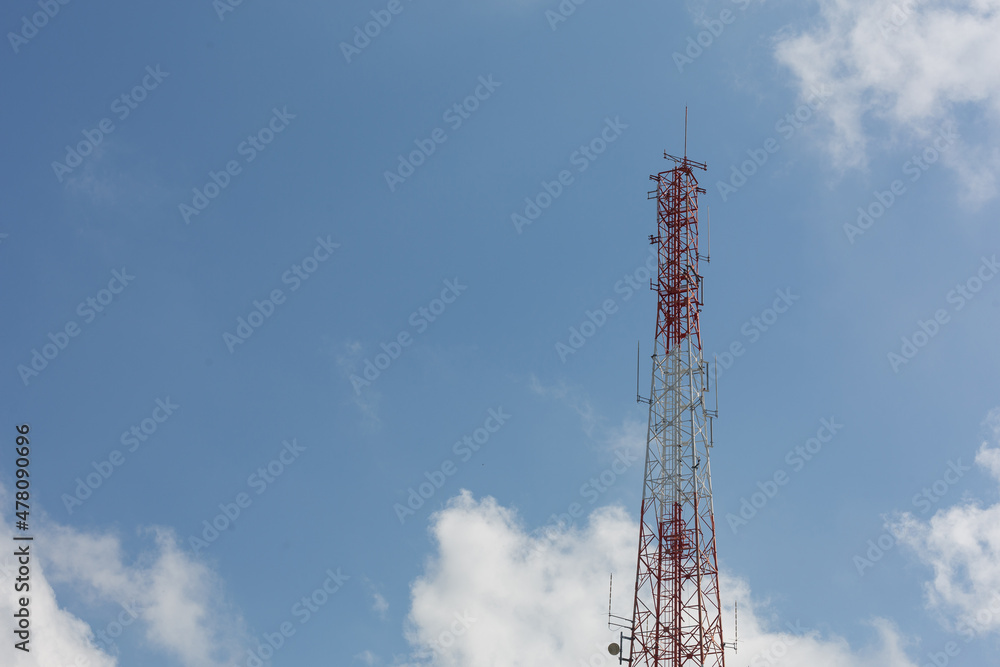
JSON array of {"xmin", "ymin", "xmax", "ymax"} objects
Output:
[{"xmin": 3, "ymin": 0, "xmax": 1000, "ymax": 665}]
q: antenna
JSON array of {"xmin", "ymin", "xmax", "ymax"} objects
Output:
[
  {"xmin": 723, "ymin": 601, "xmax": 739, "ymax": 654},
  {"xmin": 636, "ymin": 342, "xmax": 641, "ymax": 403},
  {"xmin": 707, "ymin": 357, "xmax": 719, "ymax": 421},
  {"xmin": 608, "ymin": 573, "xmax": 613, "ymax": 624},
  {"xmin": 704, "ymin": 206, "xmax": 711, "ymax": 263},
  {"xmin": 607, "ymin": 573, "xmax": 634, "ymax": 664},
  {"xmin": 636, "ymin": 342, "xmax": 650, "ymax": 405},
  {"xmin": 684, "ymin": 106, "xmax": 688, "ymax": 159},
  {"xmin": 607, "ymin": 573, "xmax": 632, "ymax": 630},
  {"xmin": 715, "ymin": 358, "xmax": 719, "ymax": 415}
]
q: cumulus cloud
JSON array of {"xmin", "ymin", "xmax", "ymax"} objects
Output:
[
  {"xmin": 773, "ymin": 0, "xmax": 1000, "ymax": 204},
  {"xmin": 892, "ymin": 407, "xmax": 1000, "ymax": 636},
  {"xmin": 40, "ymin": 523, "xmax": 248, "ymax": 667},
  {"xmin": 0, "ymin": 483, "xmax": 248, "ymax": 667},
  {"xmin": 398, "ymin": 490, "xmax": 919, "ymax": 666}
]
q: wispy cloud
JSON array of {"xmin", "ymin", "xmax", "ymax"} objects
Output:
[
  {"xmin": 373, "ymin": 592, "xmax": 390, "ymax": 618},
  {"xmin": 528, "ymin": 375, "xmax": 645, "ymax": 458},
  {"xmin": 528, "ymin": 375, "xmax": 598, "ymax": 436},
  {"xmin": 332, "ymin": 338, "xmax": 383, "ymax": 430}
]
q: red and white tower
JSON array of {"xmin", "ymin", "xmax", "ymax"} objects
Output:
[{"xmin": 617, "ymin": 136, "xmax": 726, "ymax": 667}]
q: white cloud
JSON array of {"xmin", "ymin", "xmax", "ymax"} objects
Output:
[
  {"xmin": 399, "ymin": 490, "xmax": 919, "ymax": 666},
  {"xmin": 40, "ymin": 523, "xmax": 249, "ymax": 667},
  {"xmin": 0, "ymin": 484, "xmax": 249, "ymax": 667},
  {"xmin": 724, "ymin": 579, "xmax": 916, "ymax": 667},
  {"xmin": 891, "ymin": 407, "xmax": 1000, "ymax": 636},
  {"xmin": 0, "ymin": 484, "xmax": 119, "ymax": 667},
  {"xmin": 773, "ymin": 0, "xmax": 1000, "ymax": 204},
  {"xmin": 0, "ymin": 543, "xmax": 117, "ymax": 667}
]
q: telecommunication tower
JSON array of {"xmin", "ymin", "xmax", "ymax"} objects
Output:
[{"xmin": 609, "ymin": 119, "xmax": 728, "ymax": 667}]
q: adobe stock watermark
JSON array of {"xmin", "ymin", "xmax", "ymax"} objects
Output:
[
  {"xmin": 726, "ymin": 417, "xmax": 843, "ymax": 534},
  {"xmin": 544, "ymin": 0, "xmax": 589, "ymax": 31},
  {"xmin": 555, "ymin": 250, "xmax": 656, "ymax": 362},
  {"xmin": 877, "ymin": 0, "xmax": 924, "ymax": 39},
  {"xmin": 745, "ymin": 620, "xmax": 808, "ymax": 667},
  {"xmin": 7, "ymin": 0, "xmax": 73, "ymax": 54},
  {"xmin": 51, "ymin": 65, "xmax": 170, "ymax": 183},
  {"xmin": 715, "ymin": 85, "xmax": 831, "ymax": 202},
  {"xmin": 179, "ymin": 107, "xmax": 295, "ymax": 224},
  {"xmin": 906, "ymin": 594, "xmax": 1000, "ymax": 667},
  {"xmin": 531, "ymin": 448, "xmax": 640, "ymax": 558},
  {"xmin": 17, "ymin": 268, "xmax": 135, "ymax": 387},
  {"xmin": 920, "ymin": 638, "xmax": 969, "ymax": 667},
  {"xmin": 384, "ymin": 75, "xmax": 501, "ymax": 192},
  {"xmin": 89, "ymin": 599, "xmax": 144, "ymax": 655},
  {"xmin": 673, "ymin": 0, "xmax": 754, "ymax": 73},
  {"xmin": 852, "ymin": 457, "xmax": 971, "ymax": 576},
  {"xmin": 243, "ymin": 567, "xmax": 349, "ymax": 667},
  {"xmin": 61, "ymin": 397, "xmax": 179, "ymax": 514},
  {"xmin": 340, "ymin": 0, "xmax": 416, "ymax": 63},
  {"xmin": 350, "ymin": 278, "xmax": 467, "ymax": 394},
  {"xmin": 223, "ymin": 235, "xmax": 340, "ymax": 353},
  {"xmin": 844, "ymin": 122, "xmax": 959, "ymax": 243},
  {"xmin": 188, "ymin": 438, "xmax": 306, "ymax": 553},
  {"xmin": 714, "ymin": 288, "xmax": 799, "ymax": 379},
  {"xmin": 887, "ymin": 254, "xmax": 999, "ymax": 373},
  {"xmin": 427, "ymin": 610, "xmax": 477, "ymax": 655},
  {"xmin": 393, "ymin": 407, "xmax": 511, "ymax": 524},
  {"xmin": 511, "ymin": 116, "xmax": 628, "ymax": 234},
  {"xmin": 956, "ymin": 592, "xmax": 1000, "ymax": 642},
  {"xmin": 212, "ymin": 0, "xmax": 248, "ymax": 21}
]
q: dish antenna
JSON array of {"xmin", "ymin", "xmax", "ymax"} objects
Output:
[{"xmin": 606, "ymin": 574, "xmax": 633, "ymax": 663}]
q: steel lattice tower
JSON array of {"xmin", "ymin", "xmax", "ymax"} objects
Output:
[{"xmin": 626, "ymin": 143, "xmax": 726, "ymax": 667}]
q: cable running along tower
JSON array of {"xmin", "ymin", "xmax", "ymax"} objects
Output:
[{"xmin": 614, "ymin": 122, "xmax": 727, "ymax": 667}]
